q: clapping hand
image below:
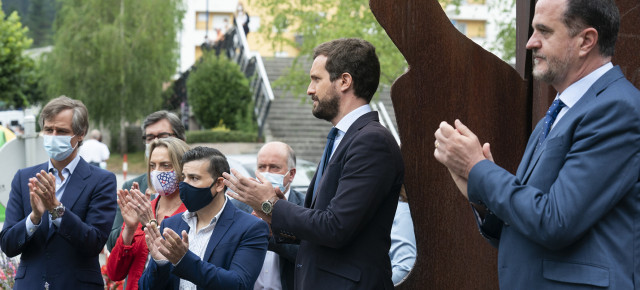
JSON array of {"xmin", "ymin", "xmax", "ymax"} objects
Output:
[
  {"xmin": 125, "ymin": 188, "xmax": 154, "ymax": 226},
  {"xmin": 28, "ymin": 170, "xmax": 58, "ymax": 224},
  {"xmin": 144, "ymin": 224, "xmax": 189, "ymax": 265}
]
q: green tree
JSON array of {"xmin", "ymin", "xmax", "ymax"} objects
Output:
[
  {"xmin": 187, "ymin": 53, "xmax": 251, "ymax": 130},
  {"xmin": 255, "ymin": 0, "xmax": 408, "ymax": 97},
  {"xmin": 44, "ymin": 0, "xmax": 184, "ymax": 153},
  {"xmin": 25, "ymin": 0, "xmax": 55, "ymax": 48},
  {"xmin": 487, "ymin": 0, "xmax": 516, "ymax": 63},
  {"xmin": 0, "ymin": 3, "xmax": 36, "ymax": 109}
]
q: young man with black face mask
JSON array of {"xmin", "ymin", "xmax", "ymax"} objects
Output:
[{"xmin": 139, "ymin": 146, "xmax": 269, "ymax": 289}]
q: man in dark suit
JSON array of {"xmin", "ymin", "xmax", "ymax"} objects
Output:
[
  {"xmin": 224, "ymin": 38, "xmax": 404, "ymax": 289},
  {"xmin": 139, "ymin": 146, "xmax": 269, "ymax": 289},
  {"xmin": 0, "ymin": 96, "xmax": 117, "ymax": 289},
  {"xmin": 231, "ymin": 141, "xmax": 305, "ymax": 290},
  {"xmin": 106, "ymin": 110, "xmax": 186, "ymax": 251},
  {"xmin": 435, "ymin": 0, "xmax": 640, "ymax": 288}
]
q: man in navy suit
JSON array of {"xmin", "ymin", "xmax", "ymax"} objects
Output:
[
  {"xmin": 225, "ymin": 38, "xmax": 404, "ymax": 289},
  {"xmin": 435, "ymin": 0, "xmax": 640, "ymax": 288},
  {"xmin": 139, "ymin": 146, "xmax": 269, "ymax": 289},
  {"xmin": 231, "ymin": 141, "xmax": 305, "ymax": 290},
  {"xmin": 0, "ymin": 96, "xmax": 117, "ymax": 289}
]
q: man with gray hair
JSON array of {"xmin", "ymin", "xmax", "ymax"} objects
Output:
[
  {"xmin": 231, "ymin": 141, "xmax": 304, "ymax": 290},
  {"xmin": 106, "ymin": 110, "xmax": 186, "ymax": 251},
  {"xmin": 0, "ymin": 96, "xmax": 117, "ymax": 289}
]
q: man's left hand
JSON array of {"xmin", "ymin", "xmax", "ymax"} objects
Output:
[
  {"xmin": 158, "ymin": 228, "xmax": 189, "ymax": 265},
  {"xmin": 31, "ymin": 170, "xmax": 60, "ymax": 211},
  {"xmin": 223, "ymin": 169, "xmax": 277, "ymax": 213},
  {"xmin": 434, "ymin": 120, "xmax": 486, "ymax": 179}
]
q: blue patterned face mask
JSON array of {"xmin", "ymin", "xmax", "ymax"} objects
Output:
[
  {"xmin": 43, "ymin": 135, "xmax": 77, "ymax": 161},
  {"xmin": 150, "ymin": 170, "xmax": 178, "ymax": 196}
]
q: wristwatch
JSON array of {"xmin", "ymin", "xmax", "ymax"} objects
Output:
[
  {"xmin": 50, "ymin": 203, "xmax": 66, "ymax": 220},
  {"xmin": 261, "ymin": 196, "xmax": 279, "ymax": 215}
]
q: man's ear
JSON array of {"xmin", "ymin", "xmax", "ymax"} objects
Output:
[
  {"xmin": 338, "ymin": 73, "xmax": 353, "ymax": 93},
  {"xmin": 288, "ymin": 168, "xmax": 297, "ymax": 182},
  {"xmin": 578, "ymin": 27, "xmax": 598, "ymax": 57},
  {"xmin": 213, "ymin": 177, "xmax": 226, "ymax": 195}
]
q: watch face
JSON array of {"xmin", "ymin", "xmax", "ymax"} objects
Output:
[{"xmin": 261, "ymin": 201, "xmax": 272, "ymax": 214}]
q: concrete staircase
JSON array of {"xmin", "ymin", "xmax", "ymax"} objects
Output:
[{"xmin": 261, "ymin": 57, "xmax": 398, "ymax": 164}]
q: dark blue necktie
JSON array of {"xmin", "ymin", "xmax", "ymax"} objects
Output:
[
  {"xmin": 313, "ymin": 127, "xmax": 339, "ymax": 200},
  {"xmin": 538, "ymin": 99, "xmax": 566, "ymax": 147}
]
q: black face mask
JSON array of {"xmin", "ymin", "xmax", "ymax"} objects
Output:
[{"xmin": 179, "ymin": 181, "xmax": 219, "ymax": 212}]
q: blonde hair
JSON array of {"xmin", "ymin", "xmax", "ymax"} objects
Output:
[{"xmin": 147, "ymin": 137, "xmax": 191, "ymax": 191}]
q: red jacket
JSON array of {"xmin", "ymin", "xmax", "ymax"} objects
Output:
[{"xmin": 106, "ymin": 196, "xmax": 187, "ymax": 289}]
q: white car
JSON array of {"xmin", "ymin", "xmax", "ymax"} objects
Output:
[{"xmin": 226, "ymin": 154, "xmax": 316, "ymax": 194}]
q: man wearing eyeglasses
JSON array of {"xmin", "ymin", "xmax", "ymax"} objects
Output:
[{"xmin": 106, "ymin": 111, "xmax": 186, "ymax": 252}]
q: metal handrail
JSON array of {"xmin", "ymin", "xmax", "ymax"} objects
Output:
[
  {"xmin": 229, "ymin": 18, "xmax": 274, "ymax": 139},
  {"xmin": 377, "ymin": 101, "xmax": 401, "ymax": 145}
]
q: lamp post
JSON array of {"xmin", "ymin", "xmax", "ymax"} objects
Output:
[{"xmin": 205, "ymin": 0, "xmax": 210, "ymax": 38}]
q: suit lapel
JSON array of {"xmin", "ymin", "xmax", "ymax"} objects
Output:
[
  {"xmin": 60, "ymin": 159, "xmax": 90, "ymax": 210},
  {"xmin": 203, "ymin": 201, "xmax": 235, "ymax": 262},
  {"xmin": 310, "ymin": 112, "xmax": 379, "ymax": 208},
  {"xmin": 517, "ymin": 121, "xmax": 543, "ymax": 181}
]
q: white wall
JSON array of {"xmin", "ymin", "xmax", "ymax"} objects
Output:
[{"xmin": 177, "ymin": 0, "xmax": 240, "ymax": 74}]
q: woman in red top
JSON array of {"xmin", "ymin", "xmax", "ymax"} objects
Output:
[{"xmin": 106, "ymin": 137, "xmax": 190, "ymax": 289}]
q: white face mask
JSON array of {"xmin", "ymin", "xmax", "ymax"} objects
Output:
[
  {"xmin": 261, "ymin": 171, "xmax": 290, "ymax": 193},
  {"xmin": 43, "ymin": 135, "xmax": 77, "ymax": 161}
]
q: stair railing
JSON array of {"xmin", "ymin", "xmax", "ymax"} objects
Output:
[{"xmin": 224, "ymin": 17, "xmax": 274, "ymax": 139}]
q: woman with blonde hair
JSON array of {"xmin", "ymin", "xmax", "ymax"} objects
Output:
[{"xmin": 107, "ymin": 137, "xmax": 190, "ymax": 289}]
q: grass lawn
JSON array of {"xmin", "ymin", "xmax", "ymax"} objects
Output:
[{"xmin": 107, "ymin": 151, "xmax": 148, "ymax": 175}]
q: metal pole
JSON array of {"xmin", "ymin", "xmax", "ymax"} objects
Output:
[
  {"xmin": 205, "ymin": 0, "xmax": 209, "ymax": 38},
  {"xmin": 24, "ymin": 115, "xmax": 37, "ymax": 167}
]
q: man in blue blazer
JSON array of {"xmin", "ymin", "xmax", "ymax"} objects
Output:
[
  {"xmin": 0, "ymin": 96, "xmax": 117, "ymax": 289},
  {"xmin": 225, "ymin": 39, "xmax": 404, "ymax": 289},
  {"xmin": 139, "ymin": 146, "xmax": 269, "ymax": 289},
  {"xmin": 435, "ymin": 0, "xmax": 640, "ymax": 288}
]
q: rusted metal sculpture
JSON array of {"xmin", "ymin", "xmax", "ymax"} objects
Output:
[{"xmin": 370, "ymin": 0, "xmax": 640, "ymax": 289}]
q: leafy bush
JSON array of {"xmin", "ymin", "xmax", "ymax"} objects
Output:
[
  {"xmin": 186, "ymin": 130, "xmax": 258, "ymax": 143},
  {"xmin": 187, "ymin": 53, "xmax": 252, "ymax": 130}
]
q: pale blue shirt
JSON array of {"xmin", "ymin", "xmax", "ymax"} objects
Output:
[
  {"xmin": 389, "ymin": 201, "xmax": 416, "ymax": 285},
  {"xmin": 154, "ymin": 197, "xmax": 227, "ymax": 290},
  {"xmin": 25, "ymin": 154, "xmax": 81, "ymax": 237},
  {"xmin": 330, "ymin": 104, "xmax": 373, "ymax": 160},
  {"xmin": 552, "ymin": 62, "xmax": 614, "ymax": 131}
]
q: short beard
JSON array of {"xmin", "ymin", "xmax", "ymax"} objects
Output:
[
  {"xmin": 532, "ymin": 49, "xmax": 572, "ymax": 84},
  {"xmin": 312, "ymin": 93, "xmax": 340, "ymax": 122}
]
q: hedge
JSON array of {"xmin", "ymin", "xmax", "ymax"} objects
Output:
[{"xmin": 185, "ymin": 130, "xmax": 258, "ymax": 143}]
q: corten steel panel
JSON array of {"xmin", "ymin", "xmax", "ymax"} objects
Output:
[
  {"xmin": 369, "ymin": 0, "xmax": 640, "ymax": 289},
  {"xmin": 370, "ymin": 0, "xmax": 529, "ymax": 288}
]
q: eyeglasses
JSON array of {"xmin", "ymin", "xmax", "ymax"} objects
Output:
[{"xmin": 142, "ymin": 132, "xmax": 175, "ymax": 142}]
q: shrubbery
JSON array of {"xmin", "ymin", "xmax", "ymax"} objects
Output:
[
  {"xmin": 186, "ymin": 130, "xmax": 258, "ymax": 143},
  {"xmin": 187, "ymin": 53, "xmax": 252, "ymax": 130}
]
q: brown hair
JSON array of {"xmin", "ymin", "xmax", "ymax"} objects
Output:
[
  {"xmin": 39, "ymin": 96, "xmax": 89, "ymax": 146},
  {"xmin": 147, "ymin": 137, "xmax": 191, "ymax": 191}
]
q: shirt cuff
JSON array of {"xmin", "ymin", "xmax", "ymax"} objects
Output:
[
  {"xmin": 51, "ymin": 215, "xmax": 62, "ymax": 228},
  {"xmin": 25, "ymin": 215, "xmax": 41, "ymax": 237},
  {"xmin": 154, "ymin": 259, "xmax": 170, "ymax": 266}
]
